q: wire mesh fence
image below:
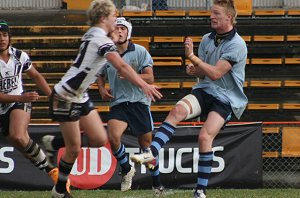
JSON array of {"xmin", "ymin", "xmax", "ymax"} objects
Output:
[
  {"xmin": 114, "ymin": 0, "xmax": 300, "ymax": 11},
  {"xmin": 253, "ymin": 0, "xmax": 284, "ymax": 8},
  {"xmin": 263, "ymin": 157, "xmax": 300, "ymax": 188},
  {"xmin": 263, "ymin": 126, "xmax": 300, "ymax": 188},
  {"xmin": 114, "ymin": 0, "xmax": 208, "ymax": 10}
]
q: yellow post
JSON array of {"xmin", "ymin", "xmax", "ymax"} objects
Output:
[
  {"xmin": 63, "ymin": 0, "xmax": 93, "ymax": 10},
  {"xmin": 234, "ymin": 0, "xmax": 253, "ymax": 16}
]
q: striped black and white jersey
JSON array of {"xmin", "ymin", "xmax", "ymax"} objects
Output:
[
  {"xmin": 0, "ymin": 47, "xmax": 32, "ymax": 114},
  {"xmin": 54, "ymin": 27, "xmax": 118, "ymax": 103}
]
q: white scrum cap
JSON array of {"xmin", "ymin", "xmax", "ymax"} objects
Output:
[{"xmin": 115, "ymin": 17, "xmax": 132, "ymax": 40}]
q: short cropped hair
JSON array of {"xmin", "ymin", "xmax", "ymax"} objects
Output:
[
  {"xmin": 87, "ymin": 0, "xmax": 116, "ymax": 26},
  {"xmin": 213, "ymin": 0, "xmax": 237, "ymax": 25}
]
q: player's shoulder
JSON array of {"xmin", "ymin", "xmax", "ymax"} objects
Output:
[
  {"xmin": 93, "ymin": 35, "xmax": 114, "ymax": 46},
  {"xmin": 132, "ymin": 43, "xmax": 149, "ymax": 55},
  {"xmin": 10, "ymin": 47, "xmax": 29, "ymax": 60},
  {"xmin": 10, "ymin": 46, "xmax": 23, "ymax": 54},
  {"xmin": 133, "ymin": 43, "xmax": 146, "ymax": 50},
  {"xmin": 232, "ymin": 33, "xmax": 247, "ymax": 47},
  {"xmin": 202, "ymin": 32, "xmax": 211, "ymax": 39},
  {"xmin": 232, "ymin": 31, "xmax": 243, "ymax": 39},
  {"xmin": 83, "ymin": 27, "xmax": 114, "ymax": 46}
]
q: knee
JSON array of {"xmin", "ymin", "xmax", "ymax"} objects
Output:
[
  {"xmin": 168, "ymin": 104, "xmax": 187, "ymax": 121},
  {"xmin": 8, "ymin": 133, "xmax": 27, "ymax": 148}
]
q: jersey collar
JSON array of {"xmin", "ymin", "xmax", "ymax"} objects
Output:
[
  {"xmin": 8, "ymin": 46, "xmax": 14, "ymax": 55},
  {"xmin": 208, "ymin": 27, "xmax": 236, "ymax": 40},
  {"xmin": 120, "ymin": 41, "xmax": 135, "ymax": 57}
]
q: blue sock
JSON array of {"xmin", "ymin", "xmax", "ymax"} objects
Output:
[
  {"xmin": 113, "ymin": 143, "xmax": 131, "ymax": 174},
  {"xmin": 197, "ymin": 151, "xmax": 213, "ymax": 194},
  {"xmin": 150, "ymin": 122, "xmax": 176, "ymax": 157}
]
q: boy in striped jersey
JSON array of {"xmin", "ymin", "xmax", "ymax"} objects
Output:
[
  {"xmin": 0, "ymin": 19, "xmax": 62, "ymax": 191},
  {"xmin": 49, "ymin": 1, "xmax": 162, "ymax": 197}
]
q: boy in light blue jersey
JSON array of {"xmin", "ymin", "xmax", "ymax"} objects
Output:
[
  {"xmin": 130, "ymin": 1, "xmax": 248, "ymax": 198},
  {"xmin": 100, "ymin": 37, "xmax": 153, "ymax": 107},
  {"xmin": 97, "ymin": 17, "xmax": 164, "ymax": 195}
]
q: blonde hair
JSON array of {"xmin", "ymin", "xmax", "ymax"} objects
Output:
[
  {"xmin": 213, "ymin": 0, "xmax": 237, "ymax": 25},
  {"xmin": 87, "ymin": 0, "xmax": 116, "ymax": 26}
]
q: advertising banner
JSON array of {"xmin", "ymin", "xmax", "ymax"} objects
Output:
[{"xmin": 0, "ymin": 123, "xmax": 262, "ymax": 190}]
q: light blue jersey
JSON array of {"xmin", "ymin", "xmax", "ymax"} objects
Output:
[
  {"xmin": 102, "ymin": 42, "xmax": 153, "ymax": 107},
  {"xmin": 193, "ymin": 29, "xmax": 248, "ymax": 119}
]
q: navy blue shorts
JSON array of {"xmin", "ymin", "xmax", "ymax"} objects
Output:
[
  {"xmin": 0, "ymin": 102, "xmax": 32, "ymax": 136},
  {"xmin": 107, "ymin": 102, "xmax": 154, "ymax": 136},
  {"xmin": 49, "ymin": 91, "xmax": 95, "ymax": 122},
  {"xmin": 191, "ymin": 88, "xmax": 232, "ymax": 122}
]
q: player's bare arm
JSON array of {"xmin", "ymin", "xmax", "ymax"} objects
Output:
[
  {"xmin": 26, "ymin": 66, "xmax": 52, "ymax": 96},
  {"xmin": 184, "ymin": 37, "xmax": 232, "ymax": 80}
]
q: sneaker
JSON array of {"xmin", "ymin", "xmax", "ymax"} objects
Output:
[
  {"xmin": 194, "ymin": 189, "xmax": 206, "ymax": 198},
  {"xmin": 130, "ymin": 148, "xmax": 155, "ymax": 166},
  {"xmin": 51, "ymin": 186, "xmax": 73, "ymax": 198},
  {"xmin": 152, "ymin": 185, "xmax": 165, "ymax": 197},
  {"xmin": 121, "ymin": 166, "xmax": 136, "ymax": 192},
  {"xmin": 48, "ymin": 168, "xmax": 71, "ymax": 193},
  {"xmin": 145, "ymin": 158, "xmax": 157, "ymax": 170},
  {"xmin": 42, "ymin": 135, "xmax": 56, "ymax": 167}
]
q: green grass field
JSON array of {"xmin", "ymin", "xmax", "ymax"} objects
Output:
[{"xmin": 1, "ymin": 189, "xmax": 300, "ymax": 198}]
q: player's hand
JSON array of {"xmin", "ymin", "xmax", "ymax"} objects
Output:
[
  {"xmin": 99, "ymin": 88, "xmax": 114, "ymax": 100},
  {"xmin": 184, "ymin": 37, "xmax": 194, "ymax": 58},
  {"xmin": 20, "ymin": 91, "xmax": 39, "ymax": 102},
  {"xmin": 186, "ymin": 63, "xmax": 197, "ymax": 76},
  {"xmin": 141, "ymin": 84, "xmax": 162, "ymax": 102}
]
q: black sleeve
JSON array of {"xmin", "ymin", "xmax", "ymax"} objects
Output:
[{"xmin": 97, "ymin": 43, "xmax": 118, "ymax": 56}]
